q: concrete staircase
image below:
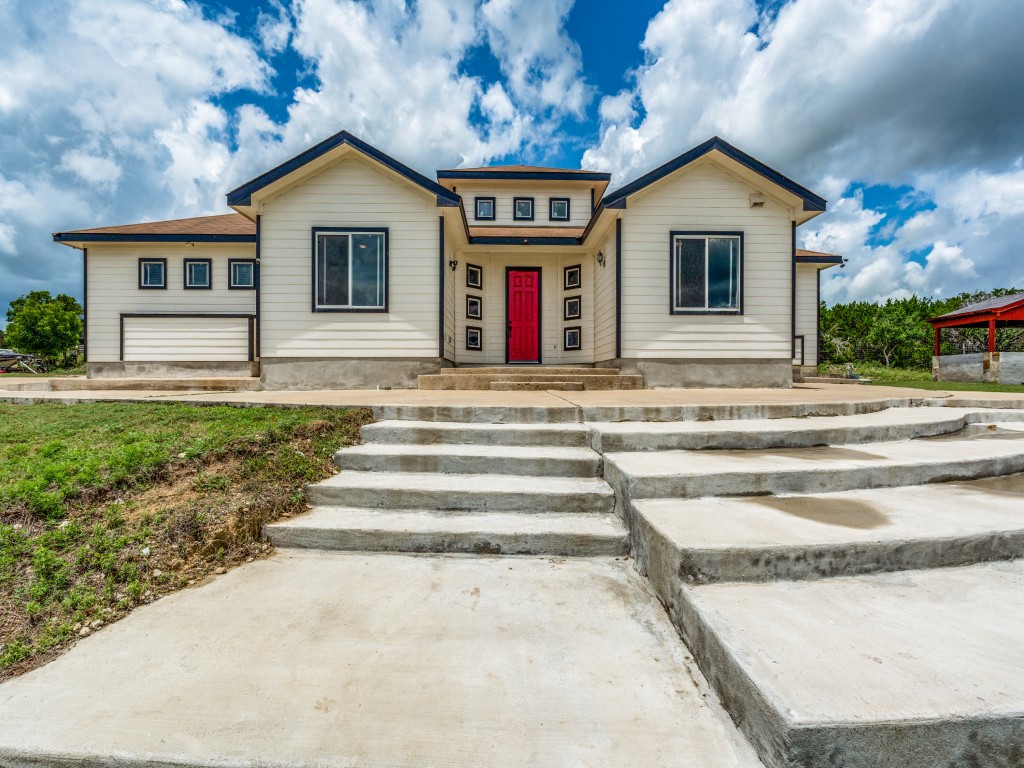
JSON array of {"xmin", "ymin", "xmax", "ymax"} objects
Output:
[
  {"xmin": 266, "ymin": 420, "xmax": 626, "ymax": 557},
  {"xmin": 417, "ymin": 365, "xmax": 642, "ymax": 391},
  {"xmin": 268, "ymin": 401, "xmax": 1024, "ymax": 768}
]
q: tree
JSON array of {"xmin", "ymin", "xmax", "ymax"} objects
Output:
[{"xmin": 4, "ymin": 291, "xmax": 83, "ymax": 364}]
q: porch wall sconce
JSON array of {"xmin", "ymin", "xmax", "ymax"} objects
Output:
[
  {"xmin": 748, "ymin": 192, "xmax": 766, "ymax": 208},
  {"xmin": 596, "ymin": 251, "xmax": 605, "ymax": 267},
  {"xmin": 448, "ymin": 259, "xmax": 459, "ymax": 272}
]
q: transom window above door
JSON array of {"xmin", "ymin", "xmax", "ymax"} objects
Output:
[
  {"xmin": 474, "ymin": 197, "xmax": 495, "ymax": 221},
  {"xmin": 513, "ymin": 197, "xmax": 534, "ymax": 221},
  {"xmin": 313, "ymin": 228, "xmax": 388, "ymax": 312},
  {"xmin": 670, "ymin": 233, "xmax": 742, "ymax": 314}
]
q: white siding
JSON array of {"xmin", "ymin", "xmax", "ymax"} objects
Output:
[
  {"xmin": 123, "ymin": 316, "xmax": 250, "ymax": 361},
  {"xmin": 459, "ymin": 183, "xmax": 594, "ymax": 228},
  {"xmin": 259, "ymin": 154, "xmax": 440, "ymax": 359},
  {"xmin": 795, "ymin": 264, "xmax": 820, "ymax": 367},
  {"xmin": 593, "ymin": 226, "xmax": 618, "ymax": 362},
  {"xmin": 85, "ymin": 243, "xmax": 256, "ymax": 363},
  {"xmin": 452, "ymin": 253, "xmax": 595, "ymax": 365},
  {"xmin": 619, "ymin": 160, "xmax": 794, "ymax": 360}
]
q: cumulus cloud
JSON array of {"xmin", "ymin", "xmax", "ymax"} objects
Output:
[{"xmin": 586, "ymin": 0, "xmax": 1024, "ymax": 302}]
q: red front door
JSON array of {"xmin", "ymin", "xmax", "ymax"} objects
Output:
[{"xmin": 507, "ymin": 268, "xmax": 540, "ymax": 363}]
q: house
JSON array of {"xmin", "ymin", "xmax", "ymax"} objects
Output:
[{"xmin": 53, "ymin": 131, "xmax": 840, "ymax": 389}]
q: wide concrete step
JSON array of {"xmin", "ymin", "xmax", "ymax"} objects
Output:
[
  {"xmin": 419, "ymin": 373, "xmax": 642, "ymax": 391},
  {"xmin": 633, "ymin": 473, "xmax": 1024, "ymax": 584},
  {"xmin": 360, "ymin": 419, "xmax": 591, "ymax": 447},
  {"xmin": 308, "ymin": 471, "xmax": 615, "ymax": 514},
  {"xmin": 443, "ymin": 366, "xmax": 618, "ymax": 376},
  {"xmin": 605, "ymin": 423, "xmax": 1024, "ymax": 499},
  {"xmin": 590, "ymin": 407, "xmax": 1024, "ymax": 451},
  {"xmin": 266, "ymin": 507, "xmax": 629, "ymax": 556},
  {"xmin": 0, "ymin": 376, "xmax": 261, "ymax": 392},
  {"xmin": 333, "ymin": 443, "xmax": 602, "ymax": 477},
  {"xmin": 667, "ymin": 560, "xmax": 1024, "ymax": 768},
  {"xmin": 489, "ymin": 380, "xmax": 584, "ymax": 391}
]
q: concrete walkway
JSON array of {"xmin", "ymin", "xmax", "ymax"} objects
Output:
[{"xmin": 0, "ymin": 551, "xmax": 761, "ymax": 768}]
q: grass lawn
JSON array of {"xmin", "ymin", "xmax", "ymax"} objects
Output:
[
  {"xmin": 0, "ymin": 401, "xmax": 369, "ymax": 680},
  {"xmin": 824, "ymin": 364, "xmax": 1024, "ymax": 394}
]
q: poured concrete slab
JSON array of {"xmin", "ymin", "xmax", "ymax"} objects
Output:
[
  {"xmin": 634, "ymin": 473, "xmax": 1024, "ymax": 582},
  {"xmin": 676, "ymin": 560, "xmax": 1024, "ymax": 768},
  {"xmin": 0, "ymin": 551, "xmax": 761, "ymax": 768},
  {"xmin": 605, "ymin": 424, "xmax": 1024, "ymax": 498}
]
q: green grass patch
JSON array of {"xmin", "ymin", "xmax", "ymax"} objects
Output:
[
  {"xmin": 1, "ymin": 402, "xmax": 369, "ymax": 679},
  {"xmin": 819, "ymin": 363, "xmax": 1024, "ymax": 393}
]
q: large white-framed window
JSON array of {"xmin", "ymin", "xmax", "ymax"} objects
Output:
[
  {"xmin": 312, "ymin": 227, "xmax": 388, "ymax": 312},
  {"xmin": 138, "ymin": 258, "xmax": 167, "ymax": 289},
  {"xmin": 670, "ymin": 232, "xmax": 743, "ymax": 314}
]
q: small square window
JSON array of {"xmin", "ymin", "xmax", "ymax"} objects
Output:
[
  {"xmin": 564, "ymin": 326, "xmax": 581, "ymax": 351},
  {"xmin": 475, "ymin": 197, "xmax": 495, "ymax": 221},
  {"xmin": 550, "ymin": 198, "xmax": 570, "ymax": 221},
  {"xmin": 229, "ymin": 260, "xmax": 256, "ymax": 289},
  {"xmin": 564, "ymin": 295, "xmax": 581, "ymax": 321},
  {"xmin": 466, "ymin": 326, "xmax": 483, "ymax": 351},
  {"xmin": 513, "ymin": 197, "xmax": 534, "ymax": 221},
  {"xmin": 184, "ymin": 259, "xmax": 211, "ymax": 289},
  {"xmin": 139, "ymin": 259, "xmax": 166, "ymax": 289},
  {"xmin": 563, "ymin": 265, "xmax": 581, "ymax": 290},
  {"xmin": 466, "ymin": 264, "xmax": 483, "ymax": 289},
  {"xmin": 466, "ymin": 295, "xmax": 482, "ymax": 320}
]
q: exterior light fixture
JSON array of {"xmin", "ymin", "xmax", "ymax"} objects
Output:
[
  {"xmin": 448, "ymin": 259, "xmax": 458, "ymax": 271},
  {"xmin": 596, "ymin": 250, "xmax": 606, "ymax": 267}
]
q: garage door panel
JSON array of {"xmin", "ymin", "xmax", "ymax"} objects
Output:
[{"xmin": 123, "ymin": 316, "xmax": 251, "ymax": 362}]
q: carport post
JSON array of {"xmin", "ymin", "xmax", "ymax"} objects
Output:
[
  {"xmin": 934, "ymin": 327, "xmax": 941, "ymax": 356},
  {"xmin": 988, "ymin": 319, "xmax": 997, "ymax": 353}
]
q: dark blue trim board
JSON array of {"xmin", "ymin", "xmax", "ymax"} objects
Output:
[
  {"xmin": 471, "ymin": 235, "xmax": 580, "ymax": 247},
  {"xmin": 227, "ymin": 130, "xmax": 461, "ymax": 208},
  {"xmin": 601, "ymin": 136, "xmax": 826, "ymax": 213},
  {"xmin": 796, "ymin": 255, "xmax": 843, "ymax": 264}
]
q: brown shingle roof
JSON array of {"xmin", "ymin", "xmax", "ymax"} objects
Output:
[
  {"xmin": 56, "ymin": 213, "xmax": 255, "ymax": 237},
  {"xmin": 468, "ymin": 226, "xmax": 586, "ymax": 239}
]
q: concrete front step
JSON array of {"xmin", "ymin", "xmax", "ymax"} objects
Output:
[
  {"xmin": 0, "ymin": 376, "xmax": 262, "ymax": 392},
  {"xmin": 443, "ymin": 366, "xmax": 617, "ymax": 376},
  {"xmin": 333, "ymin": 443, "xmax": 602, "ymax": 477},
  {"xmin": 266, "ymin": 507, "xmax": 629, "ymax": 556},
  {"xmin": 632, "ymin": 473, "xmax": 1024, "ymax": 584},
  {"xmin": 590, "ymin": 407, "xmax": 1024, "ymax": 451},
  {"xmin": 665, "ymin": 560, "xmax": 1024, "ymax": 768},
  {"xmin": 308, "ymin": 471, "xmax": 615, "ymax": 514},
  {"xmin": 360, "ymin": 420, "xmax": 591, "ymax": 447},
  {"xmin": 489, "ymin": 381, "xmax": 584, "ymax": 391},
  {"xmin": 419, "ymin": 373, "xmax": 642, "ymax": 391},
  {"xmin": 604, "ymin": 423, "xmax": 1024, "ymax": 499}
]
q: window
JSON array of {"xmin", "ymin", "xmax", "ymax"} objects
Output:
[
  {"xmin": 513, "ymin": 197, "xmax": 534, "ymax": 221},
  {"xmin": 184, "ymin": 259, "xmax": 211, "ymax": 289},
  {"xmin": 138, "ymin": 259, "xmax": 166, "ymax": 289},
  {"xmin": 564, "ymin": 326, "xmax": 581, "ymax": 351},
  {"xmin": 229, "ymin": 259, "xmax": 256, "ymax": 289},
  {"xmin": 670, "ymin": 233, "xmax": 742, "ymax": 313},
  {"xmin": 475, "ymin": 197, "xmax": 495, "ymax": 221},
  {"xmin": 466, "ymin": 326, "xmax": 482, "ymax": 351},
  {"xmin": 549, "ymin": 198, "xmax": 570, "ymax": 221},
  {"xmin": 466, "ymin": 295, "xmax": 482, "ymax": 320},
  {"xmin": 313, "ymin": 228, "xmax": 388, "ymax": 312}
]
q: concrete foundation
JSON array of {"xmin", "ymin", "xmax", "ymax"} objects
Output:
[
  {"xmin": 599, "ymin": 358, "xmax": 792, "ymax": 388},
  {"xmin": 87, "ymin": 361, "xmax": 258, "ymax": 378},
  {"xmin": 260, "ymin": 356, "xmax": 442, "ymax": 390}
]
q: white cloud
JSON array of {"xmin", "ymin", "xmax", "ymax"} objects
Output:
[
  {"xmin": 257, "ymin": 0, "xmax": 293, "ymax": 54},
  {"xmin": 61, "ymin": 150, "xmax": 123, "ymax": 188}
]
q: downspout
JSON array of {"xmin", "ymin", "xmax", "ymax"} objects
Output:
[
  {"xmin": 255, "ymin": 215, "xmax": 262, "ymax": 372},
  {"xmin": 615, "ymin": 218, "xmax": 622, "ymax": 360},
  {"xmin": 816, "ymin": 265, "xmax": 822, "ymax": 368},
  {"xmin": 82, "ymin": 247, "xmax": 88, "ymax": 365},
  {"xmin": 791, "ymin": 221, "xmax": 797, "ymax": 363},
  {"xmin": 438, "ymin": 215, "xmax": 445, "ymax": 360}
]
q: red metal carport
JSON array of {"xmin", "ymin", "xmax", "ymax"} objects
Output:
[{"xmin": 929, "ymin": 294, "xmax": 1024, "ymax": 355}]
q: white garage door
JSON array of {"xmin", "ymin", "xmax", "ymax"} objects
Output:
[{"xmin": 122, "ymin": 316, "xmax": 251, "ymax": 362}]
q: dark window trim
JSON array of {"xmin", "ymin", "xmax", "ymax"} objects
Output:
[
  {"xmin": 228, "ymin": 259, "xmax": 257, "ymax": 290},
  {"xmin": 465, "ymin": 325, "xmax": 483, "ymax": 351},
  {"xmin": 138, "ymin": 258, "xmax": 167, "ymax": 289},
  {"xmin": 119, "ymin": 312, "xmax": 256, "ymax": 363},
  {"xmin": 513, "ymin": 197, "xmax": 535, "ymax": 222},
  {"xmin": 564, "ymin": 325, "xmax": 582, "ymax": 351},
  {"xmin": 504, "ymin": 266, "xmax": 542, "ymax": 364},
  {"xmin": 466, "ymin": 263, "xmax": 483, "ymax": 289},
  {"xmin": 466, "ymin": 294, "xmax": 482, "ymax": 320},
  {"xmin": 183, "ymin": 258, "xmax": 212, "ymax": 290},
  {"xmin": 310, "ymin": 226, "xmax": 390, "ymax": 313},
  {"xmin": 563, "ymin": 264, "xmax": 581, "ymax": 290},
  {"xmin": 549, "ymin": 197, "xmax": 571, "ymax": 221},
  {"xmin": 668, "ymin": 231, "xmax": 745, "ymax": 315},
  {"xmin": 563, "ymin": 295, "xmax": 581, "ymax": 321},
  {"xmin": 793, "ymin": 334, "xmax": 805, "ymax": 366},
  {"xmin": 474, "ymin": 197, "xmax": 496, "ymax": 221}
]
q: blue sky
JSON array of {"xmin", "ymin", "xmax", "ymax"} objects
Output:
[{"xmin": 2, "ymin": 0, "xmax": 1023, "ymax": 327}]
